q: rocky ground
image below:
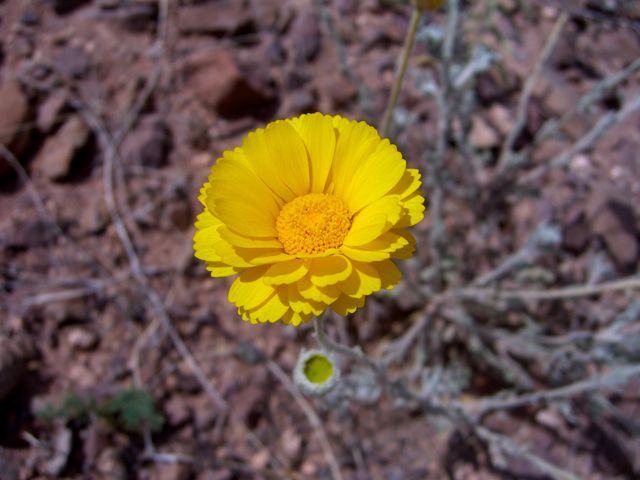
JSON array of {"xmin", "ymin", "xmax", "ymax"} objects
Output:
[{"xmin": 1, "ymin": 0, "xmax": 640, "ymax": 479}]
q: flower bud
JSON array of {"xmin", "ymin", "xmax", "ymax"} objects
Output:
[{"xmin": 293, "ymin": 349, "xmax": 340, "ymax": 396}]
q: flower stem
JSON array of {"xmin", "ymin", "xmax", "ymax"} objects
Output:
[
  {"xmin": 380, "ymin": 6, "xmax": 423, "ymax": 139},
  {"xmin": 313, "ymin": 313, "xmax": 380, "ymax": 373}
]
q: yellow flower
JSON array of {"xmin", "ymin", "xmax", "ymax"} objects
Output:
[{"xmin": 193, "ymin": 113, "xmax": 424, "ymax": 326}]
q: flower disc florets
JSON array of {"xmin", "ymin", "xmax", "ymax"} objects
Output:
[
  {"xmin": 276, "ymin": 193, "xmax": 351, "ymax": 255},
  {"xmin": 193, "ymin": 113, "xmax": 425, "ymax": 326}
]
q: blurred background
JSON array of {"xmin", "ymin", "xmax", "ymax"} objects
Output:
[{"xmin": 1, "ymin": 0, "xmax": 640, "ymax": 479}]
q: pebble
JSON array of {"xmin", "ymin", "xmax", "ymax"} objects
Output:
[
  {"xmin": 177, "ymin": 2, "xmax": 251, "ymax": 36},
  {"xmin": 0, "ymin": 78, "xmax": 30, "ymax": 175},
  {"xmin": 121, "ymin": 117, "xmax": 172, "ymax": 169},
  {"xmin": 50, "ymin": 0, "xmax": 92, "ymax": 14},
  {"xmin": 470, "ymin": 114, "xmax": 500, "ymax": 148},
  {"xmin": 67, "ymin": 326, "xmax": 99, "ymax": 351},
  {"xmin": 33, "ymin": 114, "xmax": 91, "ymax": 181},
  {"xmin": 37, "ymin": 90, "xmax": 69, "ymax": 134},
  {"xmin": 290, "ymin": 10, "xmax": 321, "ymax": 63},
  {"xmin": 53, "ymin": 46, "xmax": 90, "ymax": 78},
  {"xmin": 184, "ymin": 50, "xmax": 277, "ymax": 119}
]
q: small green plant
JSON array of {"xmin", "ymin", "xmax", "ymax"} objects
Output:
[{"xmin": 37, "ymin": 388, "xmax": 163, "ymax": 433}]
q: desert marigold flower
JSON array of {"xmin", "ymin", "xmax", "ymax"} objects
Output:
[{"xmin": 193, "ymin": 113, "xmax": 425, "ymax": 326}]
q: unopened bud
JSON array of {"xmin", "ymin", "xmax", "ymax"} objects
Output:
[{"xmin": 293, "ymin": 349, "xmax": 340, "ymax": 396}]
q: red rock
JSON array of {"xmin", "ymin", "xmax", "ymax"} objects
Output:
[
  {"xmin": 183, "ymin": 50, "xmax": 278, "ymax": 120},
  {"xmin": 586, "ymin": 183, "xmax": 639, "ymax": 267},
  {"xmin": 290, "ymin": 9, "xmax": 321, "ymax": 63},
  {"xmin": 177, "ymin": 2, "xmax": 253, "ymax": 36},
  {"xmin": 121, "ymin": 116, "xmax": 172, "ymax": 168},
  {"xmin": 33, "ymin": 114, "xmax": 91, "ymax": 181},
  {"xmin": 0, "ymin": 78, "xmax": 31, "ymax": 176}
]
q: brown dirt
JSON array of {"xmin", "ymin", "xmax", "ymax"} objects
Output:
[{"xmin": 1, "ymin": 0, "xmax": 640, "ymax": 479}]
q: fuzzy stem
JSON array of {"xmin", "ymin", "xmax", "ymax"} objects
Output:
[{"xmin": 380, "ymin": 6, "xmax": 423, "ymax": 139}]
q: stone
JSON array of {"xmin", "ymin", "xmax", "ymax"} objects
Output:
[
  {"xmin": 265, "ymin": 35, "xmax": 287, "ymax": 66},
  {"xmin": 78, "ymin": 196, "xmax": 108, "ymax": 235},
  {"xmin": 586, "ymin": 183, "xmax": 639, "ymax": 268},
  {"xmin": 231, "ymin": 384, "xmax": 266, "ymax": 428},
  {"xmin": 33, "ymin": 114, "xmax": 91, "ymax": 181},
  {"xmin": 95, "ymin": 448, "xmax": 127, "ymax": 480},
  {"xmin": 6, "ymin": 219, "xmax": 58, "ymax": 249},
  {"xmin": 121, "ymin": 117, "xmax": 172, "ymax": 168},
  {"xmin": 37, "ymin": 90, "xmax": 69, "ymax": 133},
  {"xmin": 323, "ymin": 75, "xmax": 357, "ymax": 110},
  {"xmin": 46, "ymin": 427, "xmax": 73, "ymax": 476},
  {"xmin": 0, "ymin": 78, "xmax": 31, "ymax": 175},
  {"xmin": 184, "ymin": 50, "xmax": 278, "ymax": 120},
  {"xmin": 0, "ymin": 455, "xmax": 19, "ymax": 480},
  {"xmin": 196, "ymin": 470, "xmax": 232, "ymax": 480},
  {"xmin": 290, "ymin": 10, "xmax": 321, "ymax": 63},
  {"xmin": 164, "ymin": 396, "xmax": 191, "ymax": 427},
  {"xmin": 177, "ymin": 2, "xmax": 253, "ymax": 37},
  {"xmin": 281, "ymin": 427, "xmax": 303, "ymax": 462},
  {"xmin": 67, "ymin": 326, "xmax": 99, "ymax": 351},
  {"xmin": 470, "ymin": 114, "xmax": 500, "ymax": 148},
  {"xmin": 165, "ymin": 200, "xmax": 192, "ymax": 232},
  {"xmin": 53, "ymin": 46, "xmax": 90, "ymax": 78},
  {"xmin": 487, "ymin": 104, "xmax": 513, "ymax": 136},
  {"xmin": 49, "ymin": 0, "xmax": 92, "ymax": 14},
  {"xmin": 289, "ymin": 89, "xmax": 317, "ymax": 114}
]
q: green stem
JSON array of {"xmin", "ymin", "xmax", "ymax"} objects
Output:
[
  {"xmin": 313, "ymin": 312, "xmax": 365, "ymax": 361},
  {"xmin": 380, "ymin": 6, "xmax": 423, "ymax": 139}
]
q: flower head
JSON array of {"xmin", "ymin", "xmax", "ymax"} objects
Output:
[
  {"xmin": 293, "ymin": 349, "xmax": 340, "ymax": 395},
  {"xmin": 194, "ymin": 113, "xmax": 424, "ymax": 326}
]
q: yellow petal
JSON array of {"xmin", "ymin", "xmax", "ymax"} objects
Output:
[
  {"xmin": 218, "ymin": 225, "xmax": 282, "ymax": 249},
  {"xmin": 213, "ymin": 236, "xmax": 291, "ymax": 266},
  {"xmin": 387, "ymin": 168, "xmax": 422, "ymax": 198},
  {"xmin": 208, "ymin": 159, "xmax": 280, "ymax": 237},
  {"xmin": 389, "ymin": 229, "xmax": 417, "ymax": 259},
  {"xmin": 297, "ymin": 275, "xmax": 341, "ymax": 304},
  {"xmin": 340, "ymin": 245, "xmax": 390, "ymax": 262},
  {"xmin": 198, "ymin": 182, "xmax": 211, "ymax": 207},
  {"xmin": 292, "ymin": 113, "xmax": 336, "ymax": 193},
  {"xmin": 336, "ymin": 260, "xmax": 381, "ymax": 297},
  {"xmin": 309, "ymin": 255, "xmax": 353, "ymax": 287},
  {"xmin": 264, "ymin": 259, "xmax": 311, "ymax": 285},
  {"xmin": 243, "ymin": 121, "xmax": 310, "ymax": 201},
  {"xmin": 194, "ymin": 211, "xmax": 224, "ymax": 262},
  {"xmin": 240, "ymin": 286, "xmax": 289, "ymax": 324},
  {"xmin": 395, "ymin": 192, "xmax": 425, "ymax": 228},
  {"xmin": 228, "ymin": 265, "xmax": 275, "ymax": 310},
  {"xmin": 288, "ymin": 283, "xmax": 326, "ymax": 315},
  {"xmin": 331, "ymin": 294, "xmax": 365, "ymax": 317},
  {"xmin": 212, "ymin": 238, "xmax": 255, "ymax": 267},
  {"xmin": 372, "ymin": 260, "xmax": 402, "ymax": 289},
  {"xmin": 343, "ymin": 196, "xmax": 402, "ymax": 246},
  {"xmin": 344, "ymin": 140, "xmax": 406, "ymax": 214},
  {"xmin": 281, "ymin": 310, "xmax": 313, "ymax": 326},
  {"xmin": 331, "ymin": 119, "xmax": 381, "ymax": 201},
  {"xmin": 206, "ymin": 261, "xmax": 243, "ymax": 277}
]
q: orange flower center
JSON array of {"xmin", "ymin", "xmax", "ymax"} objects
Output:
[{"xmin": 276, "ymin": 193, "xmax": 351, "ymax": 255}]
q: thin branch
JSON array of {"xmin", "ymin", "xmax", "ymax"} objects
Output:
[
  {"xmin": 519, "ymin": 94, "xmax": 640, "ymax": 184},
  {"xmin": 267, "ymin": 360, "xmax": 344, "ymax": 480},
  {"xmin": 470, "ymin": 364, "xmax": 640, "ymax": 418},
  {"xmin": 475, "ymin": 426, "xmax": 582, "ymax": 480},
  {"xmin": 458, "ymin": 274, "xmax": 640, "ymax": 302},
  {"xmin": 534, "ymin": 54, "xmax": 640, "ymax": 147},
  {"xmin": 497, "ymin": 10, "xmax": 570, "ymax": 171}
]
